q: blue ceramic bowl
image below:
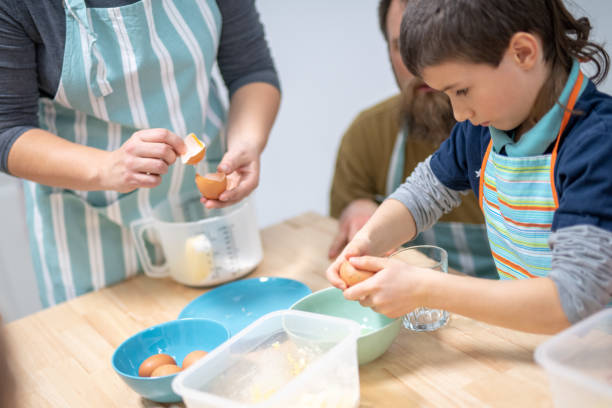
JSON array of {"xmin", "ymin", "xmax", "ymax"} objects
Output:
[{"xmin": 112, "ymin": 318, "xmax": 230, "ymax": 403}]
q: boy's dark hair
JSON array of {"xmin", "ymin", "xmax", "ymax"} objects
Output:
[{"xmin": 399, "ymin": 0, "xmax": 609, "ymax": 84}]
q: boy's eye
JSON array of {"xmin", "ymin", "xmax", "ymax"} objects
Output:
[{"xmin": 456, "ymin": 88, "xmax": 469, "ymax": 96}]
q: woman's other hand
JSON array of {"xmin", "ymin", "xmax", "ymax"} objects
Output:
[{"xmin": 201, "ymin": 141, "xmax": 260, "ymax": 208}]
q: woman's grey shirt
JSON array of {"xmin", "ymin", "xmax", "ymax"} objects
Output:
[{"xmin": 0, "ymin": 0, "xmax": 280, "ymax": 173}]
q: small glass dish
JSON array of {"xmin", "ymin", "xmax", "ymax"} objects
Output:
[{"xmin": 390, "ymin": 245, "xmax": 450, "ymax": 332}]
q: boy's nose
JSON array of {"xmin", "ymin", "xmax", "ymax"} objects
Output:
[{"xmin": 452, "ymin": 104, "xmax": 475, "ymax": 123}]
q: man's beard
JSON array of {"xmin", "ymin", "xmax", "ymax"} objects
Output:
[{"xmin": 400, "ymin": 79, "xmax": 456, "ymax": 146}]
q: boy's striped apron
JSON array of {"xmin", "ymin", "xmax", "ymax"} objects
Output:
[
  {"xmin": 387, "ymin": 128, "xmax": 497, "ymax": 278},
  {"xmin": 479, "ymin": 70, "xmax": 585, "ymax": 279},
  {"xmin": 24, "ymin": 0, "xmax": 226, "ymax": 307}
]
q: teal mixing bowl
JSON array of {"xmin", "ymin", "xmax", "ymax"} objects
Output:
[
  {"xmin": 112, "ymin": 318, "xmax": 230, "ymax": 403},
  {"xmin": 290, "ymin": 287, "xmax": 401, "ymax": 365}
]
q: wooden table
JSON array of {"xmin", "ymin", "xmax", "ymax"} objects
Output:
[{"xmin": 4, "ymin": 212, "xmax": 554, "ymax": 407}]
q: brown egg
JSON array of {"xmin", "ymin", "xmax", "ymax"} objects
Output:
[
  {"xmin": 195, "ymin": 172, "xmax": 227, "ymax": 199},
  {"xmin": 339, "ymin": 260, "xmax": 374, "ymax": 287},
  {"xmin": 138, "ymin": 353, "xmax": 176, "ymax": 377},
  {"xmin": 150, "ymin": 364, "xmax": 182, "ymax": 377},
  {"xmin": 181, "ymin": 350, "xmax": 208, "ymax": 370}
]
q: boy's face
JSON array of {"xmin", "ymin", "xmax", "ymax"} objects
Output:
[{"xmin": 421, "ymin": 48, "xmax": 541, "ymax": 131}]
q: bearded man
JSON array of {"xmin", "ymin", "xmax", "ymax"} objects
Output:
[{"xmin": 329, "ymin": 0, "xmax": 496, "ymax": 278}]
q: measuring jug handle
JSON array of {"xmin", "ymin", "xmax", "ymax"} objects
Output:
[{"xmin": 130, "ymin": 218, "xmax": 169, "ymax": 278}]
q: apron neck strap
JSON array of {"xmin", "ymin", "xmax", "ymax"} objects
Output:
[
  {"xmin": 479, "ymin": 69, "xmax": 586, "ymax": 211},
  {"xmin": 550, "ymin": 69, "xmax": 585, "ymax": 207},
  {"xmin": 63, "ymin": 0, "xmax": 113, "ymax": 97},
  {"xmin": 386, "ymin": 126, "xmax": 407, "ymax": 196}
]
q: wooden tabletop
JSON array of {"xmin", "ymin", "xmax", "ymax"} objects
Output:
[{"xmin": 4, "ymin": 212, "xmax": 554, "ymax": 407}]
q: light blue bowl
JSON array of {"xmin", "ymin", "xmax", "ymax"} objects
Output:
[
  {"xmin": 179, "ymin": 277, "xmax": 312, "ymax": 335},
  {"xmin": 112, "ymin": 318, "xmax": 230, "ymax": 403}
]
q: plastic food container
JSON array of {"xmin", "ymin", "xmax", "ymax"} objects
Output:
[
  {"xmin": 290, "ymin": 287, "xmax": 401, "ymax": 365},
  {"xmin": 534, "ymin": 308, "xmax": 612, "ymax": 408},
  {"xmin": 172, "ymin": 310, "xmax": 361, "ymax": 408}
]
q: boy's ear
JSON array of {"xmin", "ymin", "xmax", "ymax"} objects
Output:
[{"xmin": 508, "ymin": 32, "xmax": 540, "ymax": 70}]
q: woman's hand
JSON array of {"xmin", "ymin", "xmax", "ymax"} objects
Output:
[
  {"xmin": 200, "ymin": 140, "xmax": 261, "ymax": 208},
  {"xmin": 200, "ymin": 82, "xmax": 280, "ymax": 209},
  {"xmin": 101, "ymin": 128, "xmax": 185, "ymax": 193},
  {"xmin": 342, "ymin": 256, "xmax": 435, "ymax": 318}
]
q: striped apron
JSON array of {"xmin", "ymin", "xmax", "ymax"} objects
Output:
[
  {"xmin": 387, "ymin": 128, "xmax": 497, "ymax": 278},
  {"xmin": 478, "ymin": 70, "xmax": 585, "ymax": 279},
  {"xmin": 24, "ymin": 0, "xmax": 226, "ymax": 307}
]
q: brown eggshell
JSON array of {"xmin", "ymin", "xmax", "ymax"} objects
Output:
[
  {"xmin": 339, "ymin": 260, "xmax": 374, "ymax": 287},
  {"xmin": 150, "ymin": 364, "xmax": 182, "ymax": 377},
  {"xmin": 182, "ymin": 133, "xmax": 207, "ymax": 165},
  {"xmin": 138, "ymin": 353, "xmax": 176, "ymax": 377},
  {"xmin": 181, "ymin": 350, "xmax": 208, "ymax": 370},
  {"xmin": 185, "ymin": 148, "xmax": 206, "ymax": 166},
  {"xmin": 195, "ymin": 172, "xmax": 227, "ymax": 199}
]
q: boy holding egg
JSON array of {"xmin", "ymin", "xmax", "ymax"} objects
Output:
[{"xmin": 328, "ymin": 0, "xmax": 612, "ymax": 333}]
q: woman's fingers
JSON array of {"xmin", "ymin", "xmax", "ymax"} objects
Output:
[
  {"xmin": 202, "ymin": 163, "xmax": 259, "ymax": 209},
  {"xmin": 129, "ymin": 157, "xmax": 169, "ymax": 176},
  {"xmin": 129, "ymin": 142, "xmax": 177, "ymax": 165},
  {"xmin": 138, "ymin": 128, "xmax": 186, "ymax": 156},
  {"xmin": 220, "ymin": 169, "xmax": 258, "ymax": 202},
  {"xmin": 123, "ymin": 172, "xmax": 162, "ymax": 190}
]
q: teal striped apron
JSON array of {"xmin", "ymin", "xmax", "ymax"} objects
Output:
[
  {"xmin": 24, "ymin": 0, "xmax": 226, "ymax": 307},
  {"xmin": 479, "ymin": 70, "xmax": 585, "ymax": 279},
  {"xmin": 387, "ymin": 128, "xmax": 497, "ymax": 278}
]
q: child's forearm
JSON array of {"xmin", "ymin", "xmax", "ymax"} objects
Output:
[
  {"xmin": 425, "ymin": 274, "xmax": 571, "ymax": 334},
  {"xmin": 359, "ymin": 198, "xmax": 418, "ymax": 255}
]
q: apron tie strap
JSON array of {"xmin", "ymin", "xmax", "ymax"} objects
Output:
[
  {"xmin": 63, "ymin": 0, "xmax": 113, "ymax": 97},
  {"xmin": 386, "ymin": 126, "xmax": 408, "ymax": 196}
]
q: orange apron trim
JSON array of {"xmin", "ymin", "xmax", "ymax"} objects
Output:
[
  {"xmin": 479, "ymin": 70, "xmax": 585, "ymax": 212},
  {"xmin": 478, "ymin": 141, "xmax": 493, "ymax": 212},
  {"xmin": 550, "ymin": 70, "xmax": 585, "ymax": 207}
]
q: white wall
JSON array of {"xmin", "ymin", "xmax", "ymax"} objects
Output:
[
  {"xmin": 1, "ymin": 0, "xmax": 611, "ymax": 321},
  {"xmin": 0, "ymin": 174, "xmax": 41, "ymax": 321},
  {"xmin": 571, "ymin": 0, "xmax": 612, "ymax": 95},
  {"xmin": 253, "ymin": 0, "xmax": 396, "ymax": 227}
]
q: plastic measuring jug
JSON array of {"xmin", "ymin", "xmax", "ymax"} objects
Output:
[{"xmin": 130, "ymin": 192, "xmax": 263, "ymax": 286}]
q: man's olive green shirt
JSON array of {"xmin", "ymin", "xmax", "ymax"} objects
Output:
[{"xmin": 330, "ymin": 94, "xmax": 484, "ymax": 226}]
